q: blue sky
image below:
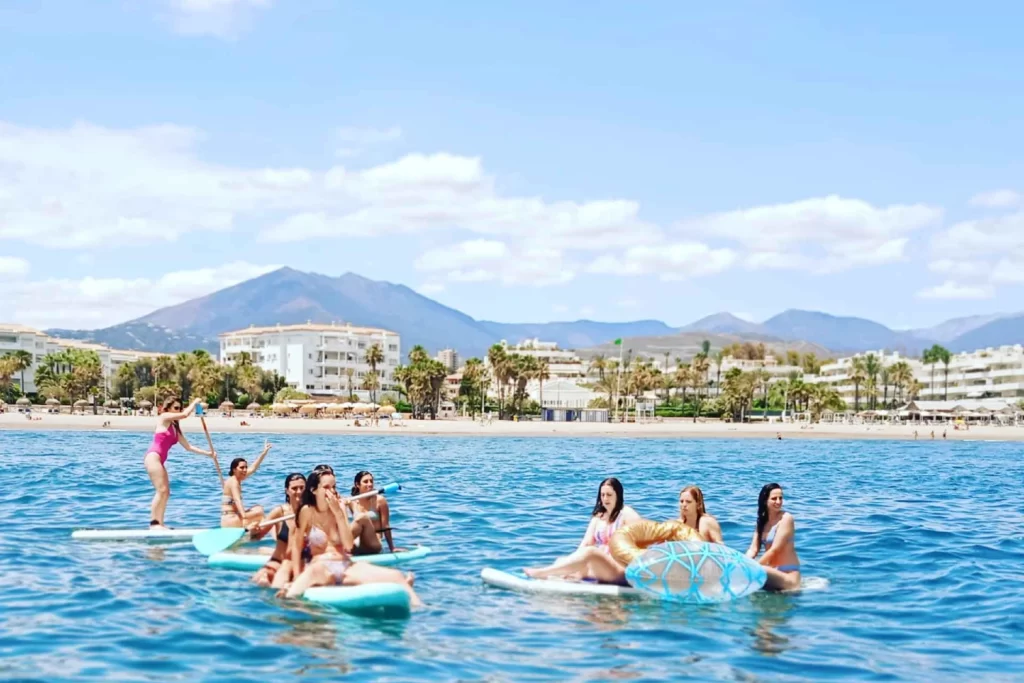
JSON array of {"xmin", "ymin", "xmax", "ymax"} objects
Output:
[{"xmin": 2, "ymin": 1, "xmax": 1023, "ymax": 331}]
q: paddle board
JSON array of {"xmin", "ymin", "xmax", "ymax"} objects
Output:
[
  {"xmin": 71, "ymin": 528, "xmax": 211, "ymax": 542},
  {"xmin": 208, "ymin": 545, "xmax": 432, "ymax": 570},
  {"xmin": 304, "ymin": 583, "xmax": 411, "ymax": 615},
  {"xmin": 480, "ymin": 567, "xmax": 647, "ymax": 598}
]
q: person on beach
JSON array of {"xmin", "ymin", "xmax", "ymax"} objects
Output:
[
  {"xmin": 252, "ymin": 472, "xmax": 306, "ymax": 589},
  {"xmin": 348, "ymin": 470, "xmax": 400, "ymax": 554},
  {"xmin": 144, "ymin": 396, "xmax": 217, "ymax": 530},
  {"xmin": 678, "ymin": 485, "xmax": 724, "ymax": 543},
  {"xmin": 524, "ymin": 477, "xmax": 642, "ymax": 584},
  {"xmin": 745, "ymin": 483, "xmax": 802, "ymax": 591},
  {"xmin": 281, "ymin": 469, "xmax": 422, "ymax": 607},
  {"xmin": 220, "ymin": 440, "xmax": 273, "ymax": 528}
]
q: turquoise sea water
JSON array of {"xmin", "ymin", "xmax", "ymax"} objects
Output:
[{"xmin": 1, "ymin": 430, "xmax": 1023, "ymax": 682}]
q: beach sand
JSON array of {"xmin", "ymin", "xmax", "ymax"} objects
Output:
[{"xmin": 1, "ymin": 411, "xmax": 1017, "ymax": 441}]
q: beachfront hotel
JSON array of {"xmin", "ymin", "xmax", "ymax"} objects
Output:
[
  {"xmin": 492, "ymin": 338, "xmax": 587, "ymax": 379},
  {"xmin": 805, "ymin": 344, "xmax": 1024, "ymax": 405},
  {"xmin": 218, "ymin": 322, "xmax": 401, "ymax": 396},
  {"xmin": 0, "ymin": 323, "xmax": 164, "ymax": 395}
]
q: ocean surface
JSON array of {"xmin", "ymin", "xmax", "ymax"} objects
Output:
[{"xmin": 1, "ymin": 430, "xmax": 1023, "ymax": 682}]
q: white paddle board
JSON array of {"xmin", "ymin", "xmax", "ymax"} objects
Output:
[
  {"xmin": 71, "ymin": 528, "xmax": 211, "ymax": 542},
  {"xmin": 480, "ymin": 567, "xmax": 647, "ymax": 598}
]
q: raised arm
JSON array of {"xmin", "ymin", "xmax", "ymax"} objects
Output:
[
  {"xmin": 325, "ymin": 490, "xmax": 355, "ymax": 552},
  {"xmin": 160, "ymin": 397, "xmax": 201, "ymax": 424},
  {"xmin": 245, "ymin": 441, "xmax": 272, "ymax": 479}
]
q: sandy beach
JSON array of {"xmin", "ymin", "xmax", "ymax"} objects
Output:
[{"xmin": 1, "ymin": 411, "xmax": 1019, "ymax": 441}]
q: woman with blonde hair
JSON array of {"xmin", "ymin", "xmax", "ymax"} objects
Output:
[{"xmin": 678, "ymin": 485, "xmax": 723, "ymax": 543}]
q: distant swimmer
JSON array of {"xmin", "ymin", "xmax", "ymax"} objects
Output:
[
  {"xmin": 746, "ymin": 483, "xmax": 802, "ymax": 591},
  {"xmin": 143, "ymin": 396, "xmax": 216, "ymax": 530},
  {"xmin": 678, "ymin": 485, "xmax": 723, "ymax": 543}
]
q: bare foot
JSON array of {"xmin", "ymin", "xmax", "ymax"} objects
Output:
[{"xmin": 405, "ymin": 572, "xmax": 415, "ymax": 587}]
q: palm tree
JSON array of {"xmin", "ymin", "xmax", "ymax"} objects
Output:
[
  {"xmin": 922, "ymin": 345, "xmax": 945, "ymax": 400},
  {"xmin": 364, "ymin": 343, "xmax": 385, "ymax": 420},
  {"xmin": 4, "ymin": 350, "xmax": 33, "ymax": 394},
  {"xmin": 850, "ymin": 357, "xmax": 867, "ymax": 412},
  {"xmin": 345, "ymin": 367, "xmax": 355, "ymax": 400},
  {"xmin": 937, "ymin": 346, "xmax": 952, "ymax": 400},
  {"xmin": 535, "ymin": 358, "xmax": 550, "ymax": 410},
  {"xmin": 863, "ymin": 353, "xmax": 881, "ymax": 410}
]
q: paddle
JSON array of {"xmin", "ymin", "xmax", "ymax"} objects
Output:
[
  {"xmin": 192, "ymin": 482, "xmax": 402, "ymax": 556},
  {"xmin": 198, "ymin": 410, "xmax": 224, "ymax": 486}
]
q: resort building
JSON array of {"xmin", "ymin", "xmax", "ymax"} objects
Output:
[
  {"xmin": 493, "ymin": 339, "xmax": 587, "ymax": 379},
  {"xmin": 0, "ymin": 323, "xmax": 163, "ymax": 395},
  {"xmin": 804, "ymin": 344, "xmax": 1024, "ymax": 406},
  {"xmin": 218, "ymin": 322, "xmax": 401, "ymax": 396},
  {"xmin": 436, "ymin": 348, "xmax": 459, "ymax": 373}
]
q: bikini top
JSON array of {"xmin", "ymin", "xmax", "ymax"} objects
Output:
[{"xmin": 593, "ymin": 514, "xmax": 625, "ymax": 548}]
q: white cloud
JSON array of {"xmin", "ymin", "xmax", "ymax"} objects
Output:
[
  {"xmin": 916, "ymin": 280, "xmax": 994, "ymax": 300},
  {"xmin": 586, "ymin": 243, "xmax": 736, "ymax": 281},
  {"xmin": 0, "ymin": 256, "xmax": 30, "ymax": 278},
  {"xmin": 334, "ymin": 126, "xmax": 402, "ymax": 158},
  {"xmin": 969, "ymin": 189, "xmax": 1021, "ymax": 209},
  {"xmin": 927, "ymin": 259, "xmax": 991, "ymax": 278},
  {"xmin": 614, "ymin": 297, "xmax": 638, "ymax": 309},
  {"xmin": 163, "ymin": 0, "xmax": 273, "ymax": 38},
  {"xmin": 414, "ymin": 239, "xmax": 574, "ymax": 286},
  {"xmin": 991, "ymin": 258, "xmax": 1024, "ymax": 284},
  {"xmin": 3, "ymin": 261, "xmax": 280, "ymax": 329},
  {"xmin": 931, "ymin": 212, "xmax": 1024, "ymax": 257},
  {"xmin": 679, "ymin": 195, "xmax": 940, "ymax": 273}
]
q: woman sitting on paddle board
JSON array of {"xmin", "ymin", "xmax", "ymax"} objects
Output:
[
  {"xmin": 220, "ymin": 440, "xmax": 273, "ymax": 529},
  {"xmin": 347, "ymin": 470, "xmax": 399, "ymax": 555},
  {"xmin": 252, "ymin": 472, "xmax": 306, "ymax": 589},
  {"xmin": 678, "ymin": 485, "xmax": 723, "ymax": 543},
  {"xmin": 745, "ymin": 482, "xmax": 802, "ymax": 591},
  {"xmin": 144, "ymin": 396, "xmax": 216, "ymax": 530},
  {"xmin": 281, "ymin": 469, "xmax": 422, "ymax": 607},
  {"xmin": 524, "ymin": 477, "xmax": 641, "ymax": 584}
]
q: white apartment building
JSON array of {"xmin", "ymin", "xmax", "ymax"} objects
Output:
[
  {"xmin": 436, "ymin": 348, "xmax": 459, "ymax": 373},
  {"xmin": 0, "ymin": 323, "xmax": 163, "ymax": 395},
  {"xmin": 804, "ymin": 344, "xmax": 1024, "ymax": 407},
  {"xmin": 219, "ymin": 322, "xmax": 401, "ymax": 397},
  {"xmin": 494, "ymin": 338, "xmax": 586, "ymax": 379}
]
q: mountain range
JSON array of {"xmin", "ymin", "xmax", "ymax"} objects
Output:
[{"xmin": 40, "ymin": 267, "xmax": 1024, "ymax": 360}]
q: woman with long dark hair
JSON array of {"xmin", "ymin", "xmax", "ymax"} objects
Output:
[
  {"xmin": 746, "ymin": 483, "xmax": 802, "ymax": 591},
  {"xmin": 252, "ymin": 472, "xmax": 306, "ymax": 588},
  {"xmin": 281, "ymin": 469, "xmax": 422, "ymax": 606},
  {"xmin": 348, "ymin": 470, "xmax": 398, "ymax": 554},
  {"xmin": 142, "ymin": 395, "xmax": 216, "ymax": 530},
  {"xmin": 678, "ymin": 485, "xmax": 723, "ymax": 543},
  {"xmin": 524, "ymin": 477, "xmax": 641, "ymax": 583},
  {"xmin": 220, "ymin": 440, "xmax": 273, "ymax": 528}
]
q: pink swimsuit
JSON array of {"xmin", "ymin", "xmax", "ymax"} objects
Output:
[
  {"xmin": 147, "ymin": 426, "xmax": 178, "ymax": 465},
  {"xmin": 593, "ymin": 515, "xmax": 625, "ymax": 553}
]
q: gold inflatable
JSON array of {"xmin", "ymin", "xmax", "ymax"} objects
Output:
[{"xmin": 608, "ymin": 519, "xmax": 702, "ymax": 566}]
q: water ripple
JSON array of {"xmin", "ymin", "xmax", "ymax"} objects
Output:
[{"xmin": 0, "ymin": 430, "xmax": 1022, "ymax": 680}]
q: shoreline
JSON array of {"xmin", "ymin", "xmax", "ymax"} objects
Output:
[{"xmin": 1, "ymin": 412, "xmax": 1017, "ymax": 441}]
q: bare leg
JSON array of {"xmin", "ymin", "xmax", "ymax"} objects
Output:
[
  {"xmin": 343, "ymin": 561, "xmax": 423, "ymax": 608},
  {"xmin": 270, "ymin": 560, "xmax": 294, "ymax": 590},
  {"xmin": 525, "ymin": 547, "xmax": 626, "ymax": 584},
  {"xmin": 763, "ymin": 567, "xmax": 802, "ymax": 592},
  {"xmin": 350, "ymin": 517, "xmax": 383, "ymax": 555},
  {"xmin": 283, "ymin": 562, "xmax": 330, "ymax": 598},
  {"xmin": 144, "ymin": 453, "xmax": 170, "ymax": 528}
]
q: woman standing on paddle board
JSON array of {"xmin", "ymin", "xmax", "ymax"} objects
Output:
[
  {"xmin": 746, "ymin": 483, "xmax": 802, "ymax": 591},
  {"xmin": 220, "ymin": 440, "xmax": 273, "ymax": 529},
  {"xmin": 281, "ymin": 469, "xmax": 422, "ymax": 607},
  {"xmin": 252, "ymin": 472, "xmax": 306, "ymax": 588},
  {"xmin": 524, "ymin": 477, "xmax": 641, "ymax": 583},
  {"xmin": 678, "ymin": 485, "xmax": 723, "ymax": 543},
  {"xmin": 348, "ymin": 470, "xmax": 399, "ymax": 554},
  {"xmin": 144, "ymin": 396, "xmax": 216, "ymax": 530}
]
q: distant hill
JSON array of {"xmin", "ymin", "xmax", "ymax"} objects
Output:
[
  {"xmin": 42, "ymin": 267, "xmax": 675, "ymax": 358},
  {"xmin": 946, "ymin": 314, "xmax": 1024, "ymax": 352},
  {"xmin": 41, "ymin": 267, "xmax": 1023, "ymax": 360}
]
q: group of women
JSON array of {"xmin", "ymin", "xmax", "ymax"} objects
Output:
[
  {"xmin": 142, "ymin": 395, "xmax": 421, "ymax": 607},
  {"xmin": 142, "ymin": 395, "xmax": 798, "ymax": 609},
  {"xmin": 524, "ymin": 477, "xmax": 802, "ymax": 592}
]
